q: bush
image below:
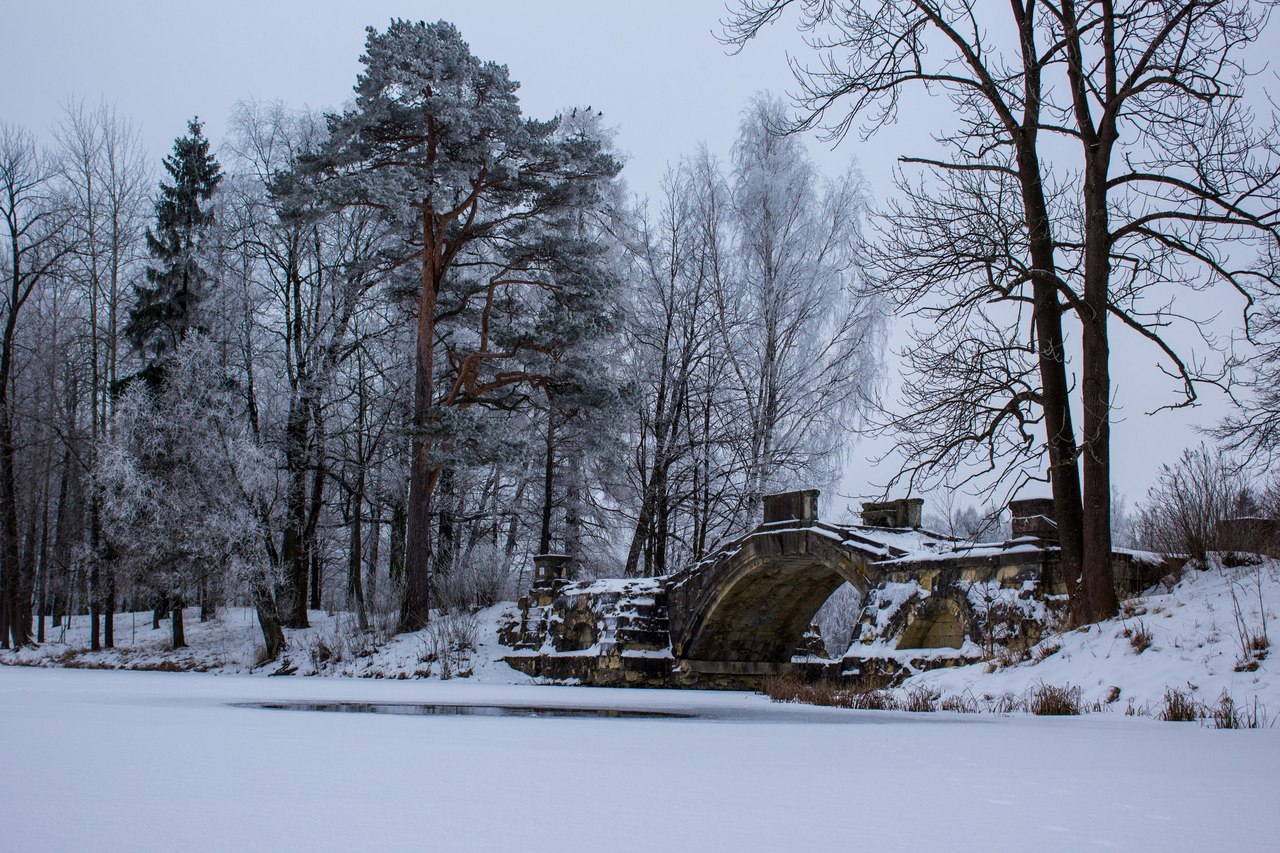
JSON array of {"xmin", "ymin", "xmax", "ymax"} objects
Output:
[
  {"xmin": 940, "ymin": 693, "xmax": 979, "ymax": 713},
  {"xmin": 1125, "ymin": 621, "xmax": 1153, "ymax": 654},
  {"xmin": 420, "ymin": 612, "xmax": 479, "ymax": 679},
  {"xmin": 1030, "ymin": 683, "xmax": 1082, "ymax": 716},
  {"xmin": 1208, "ymin": 692, "xmax": 1269, "ymax": 729},
  {"xmin": 435, "ymin": 542, "xmax": 515, "ymax": 612},
  {"xmin": 900, "ymin": 685, "xmax": 940, "ymax": 712},
  {"xmin": 1135, "ymin": 445, "xmax": 1254, "ymax": 562},
  {"xmin": 1159, "ymin": 687, "xmax": 1200, "ymax": 722}
]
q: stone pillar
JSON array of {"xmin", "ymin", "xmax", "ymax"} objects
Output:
[
  {"xmin": 532, "ymin": 553, "xmax": 572, "ymax": 588},
  {"xmin": 762, "ymin": 490, "xmax": 820, "ymax": 524},
  {"xmin": 859, "ymin": 498, "xmax": 924, "ymax": 529},
  {"xmin": 1009, "ymin": 498, "xmax": 1057, "ymax": 541}
]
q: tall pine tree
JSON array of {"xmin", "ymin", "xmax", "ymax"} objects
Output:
[
  {"xmin": 306, "ymin": 21, "xmax": 620, "ymax": 631},
  {"xmin": 127, "ymin": 117, "xmax": 222, "ymax": 382}
]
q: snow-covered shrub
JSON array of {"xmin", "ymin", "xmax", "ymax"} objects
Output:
[{"xmin": 420, "ymin": 612, "xmax": 479, "ymax": 679}]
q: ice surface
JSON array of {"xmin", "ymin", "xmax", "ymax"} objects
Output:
[{"xmin": 1, "ymin": 665, "xmax": 1276, "ymax": 852}]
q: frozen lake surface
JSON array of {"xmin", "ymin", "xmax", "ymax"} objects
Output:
[{"xmin": 2, "ymin": 666, "xmax": 1276, "ymax": 852}]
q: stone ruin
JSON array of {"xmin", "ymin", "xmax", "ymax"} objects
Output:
[{"xmin": 500, "ymin": 490, "xmax": 1172, "ymax": 689}]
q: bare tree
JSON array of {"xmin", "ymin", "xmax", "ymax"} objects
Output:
[
  {"xmin": 0, "ymin": 125, "xmax": 71, "ymax": 647},
  {"xmin": 725, "ymin": 0, "xmax": 1280, "ymax": 623},
  {"xmin": 57, "ymin": 99, "xmax": 149, "ymax": 648},
  {"xmin": 1136, "ymin": 444, "xmax": 1246, "ymax": 562}
]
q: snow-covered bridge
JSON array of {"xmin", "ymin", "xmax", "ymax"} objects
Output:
[{"xmin": 503, "ymin": 490, "xmax": 1166, "ymax": 689}]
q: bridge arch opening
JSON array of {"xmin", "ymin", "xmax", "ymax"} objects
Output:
[
  {"xmin": 670, "ymin": 526, "xmax": 879, "ymax": 665},
  {"xmin": 813, "ymin": 583, "xmax": 863, "ymax": 658}
]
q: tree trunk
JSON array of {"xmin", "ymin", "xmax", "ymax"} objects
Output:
[
  {"xmin": 306, "ymin": 412, "xmax": 326, "ymax": 613},
  {"xmin": 539, "ymin": 407, "xmax": 556, "ymax": 554},
  {"xmin": 348, "ymin": 479, "xmax": 369, "ymax": 632},
  {"xmin": 389, "ymin": 497, "xmax": 406, "ymax": 586},
  {"xmin": 171, "ymin": 601, "xmax": 185, "ymax": 648},
  {"xmin": 199, "ymin": 572, "xmax": 214, "ymax": 623},
  {"xmin": 435, "ymin": 466, "xmax": 456, "ymax": 604},
  {"xmin": 1006, "ymin": 16, "xmax": 1088, "ymax": 622},
  {"xmin": 309, "ymin": 549, "xmax": 322, "ymax": 615},
  {"xmin": 252, "ymin": 571, "xmax": 285, "ymax": 662},
  {"xmin": 564, "ymin": 456, "xmax": 583, "ymax": 572},
  {"xmin": 104, "ymin": 557, "xmax": 116, "ymax": 648},
  {"xmin": 279, "ymin": 395, "xmax": 312, "ymax": 628},
  {"xmin": 400, "ymin": 209, "xmax": 445, "ymax": 633},
  {"xmin": 36, "ymin": 494, "xmax": 48, "ymax": 644},
  {"xmin": 366, "ymin": 500, "xmax": 381, "ymax": 610},
  {"xmin": 1078, "ymin": 151, "xmax": 1118, "ymax": 621},
  {"xmin": 88, "ymin": 560, "xmax": 100, "ymax": 652}
]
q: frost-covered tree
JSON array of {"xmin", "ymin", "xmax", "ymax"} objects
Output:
[
  {"xmin": 97, "ymin": 334, "xmax": 271, "ymax": 650},
  {"xmin": 57, "ymin": 100, "xmax": 151, "ymax": 649},
  {"xmin": 620, "ymin": 98, "xmax": 884, "ymax": 576},
  {"xmin": 223, "ymin": 101, "xmax": 389, "ymax": 631},
  {"xmin": 724, "ymin": 94, "xmax": 883, "ymax": 518},
  {"xmin": 305, "ymin": 20, "xmax": 620, "ymax": 631}
]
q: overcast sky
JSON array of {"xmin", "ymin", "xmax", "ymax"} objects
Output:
[{"xmin": 0, "ymin": 0, "xmax": 1241, "ymax": 516}]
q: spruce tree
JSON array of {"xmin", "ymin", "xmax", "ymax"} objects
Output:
[{"xmin": 127, "ymin": 117, "xmax": 222, "ymax": 382}]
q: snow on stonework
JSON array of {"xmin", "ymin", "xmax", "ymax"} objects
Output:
[
  {"xmin": 2, "ymin": 554, "xmax": 1276, "ymax": 719},
  {"xmin": 898, "ymin": 555, "xmax": 1279, "ymax": 715}
]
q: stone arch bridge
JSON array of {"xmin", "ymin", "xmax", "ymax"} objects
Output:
[{"xmin": 502, "ymin": 490, "xmax": 1165, "ymax": 689}]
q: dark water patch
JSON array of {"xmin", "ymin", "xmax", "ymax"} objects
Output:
[{"xmin": 234, "ymin": 700, "xmax": 693, "ymax": 719}]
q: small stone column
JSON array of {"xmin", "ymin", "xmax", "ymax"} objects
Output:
[
  {"xmin": 762, "ymin": 489, "xmax": 820, "ymax": 524},
  {"xmin": 1009, "ymin": 498, "xmax": 1057, "ymax": 541},
  {"xmin": 860, "ymin": 498, "xmax": 924, "ymax": 529}
]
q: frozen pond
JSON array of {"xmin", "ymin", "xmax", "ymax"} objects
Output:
[
  {"xmin": 3, "ymin": 666, "xmax": 1277, "ymax": 852},
  {"xmin": 236, "ymin": 700, "xmax": 692, "ymax": 719}
]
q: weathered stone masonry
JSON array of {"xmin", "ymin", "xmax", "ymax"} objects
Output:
[{"xmin": 502, "ymin": 490, "xmax": 1170, "ymax": 689}]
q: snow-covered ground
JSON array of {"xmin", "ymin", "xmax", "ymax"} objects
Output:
[
  {"xmin": 0, "ymin": 601, "xmax": 529, "ymax": 681},
  {"xmin": 2, "ymin": 665, "xmax": 1277, "ymax": 852},
  {"xmin": 900, "ymin": 558, "xmax": 1278, "ymax": 715}
]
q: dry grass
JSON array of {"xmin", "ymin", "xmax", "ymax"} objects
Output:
[
  {"xmin": 761, "ymin": 673, "xmax": 915, "ymax": 712},
  {"xmin": 1159, "ymin": 687, "xmax": 1200, "ymax": 722},
  {"xmin": 1029, "ymin": 682, "xmax": 1082, "ymax": 716},
  {"xmin": 939, "ymin": 693, "xmax": 979, "ymax": 713},
  {"xmin": 899, "ymin": 685, "xmax": 940, "ymax": 712},
  {"xmin": 1207, "ymin": 692, "xmax": 1270, "ymax": 729},
  {"xmin": 852, "ymin": 689, "xmax": 897, "ymax": 710},
  {"xmin": 1123, "ymin": 621, "xmax": 1153, "ymax": 654},
  {"xmin": 1031, "ymin": 641, "xmax": 1062, "ymax": 663}
]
